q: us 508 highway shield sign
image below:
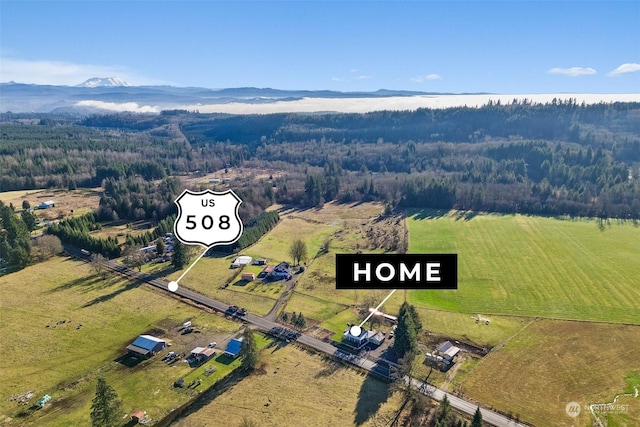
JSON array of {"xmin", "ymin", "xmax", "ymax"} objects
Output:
[{"xmin": 173, "ymin": 189, "xmax": 243, "ymax": 248}]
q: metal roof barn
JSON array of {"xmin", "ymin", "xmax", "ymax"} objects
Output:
[{"xmin": 126, "ymin": 335, "xmax": 166, "ymax": 358}]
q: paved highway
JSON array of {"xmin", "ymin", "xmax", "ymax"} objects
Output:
[{"xmin": 70, "ymin": 247, "xmax": 529, "ymax": 427}]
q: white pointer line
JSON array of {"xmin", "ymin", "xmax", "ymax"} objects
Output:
[
  {"xmin": 359, "ymin": 289, "xmax": 397, "ymax": 328},
  {"xmin": 175, "ymin": 246, "xmax": 210, "ymax": 284}
]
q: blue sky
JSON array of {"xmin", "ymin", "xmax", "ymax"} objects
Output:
[{"xmin": 1, "ymin": 1, "xmax": 639, "ymax": 93}]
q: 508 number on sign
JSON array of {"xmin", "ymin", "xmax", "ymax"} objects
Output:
[{"xmin": 185, "ymin": 215, "xmax": 231, "ymax": 230}]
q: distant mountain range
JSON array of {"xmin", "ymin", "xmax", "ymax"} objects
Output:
[
  {"xmin": 0, "ymin": 77, "xmax": 457, "ymax": 114},
  {"xmin": 2, "ymin": 78, "xmax": 636, "ymax": 115},
  {"xmin": 77, "ymin": 77, "xmax": 131, "ymax": 88}
]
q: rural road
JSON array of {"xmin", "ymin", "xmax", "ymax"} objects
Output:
[{"xmin": 69, "ymin": 247, "xmax": 529, "ymax": 427}]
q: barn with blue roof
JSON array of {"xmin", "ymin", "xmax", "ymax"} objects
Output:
[
  {"xmin": 127, "ymin": 335, "xmax": 166, "ymax": 358},
  {"xmin": 223, "ymin": 337, "xmax": 243, "ymax": 358}
]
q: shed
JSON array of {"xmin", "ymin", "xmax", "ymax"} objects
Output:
[
  {"xmin": 241, "ymin": 273, "xmax": 255, "ymax": 281},
  {"xmin": 127, "ymin": 335, "xmax": 166, "ymax": 358},
  {"xmin": 253, "ymin": 258, "xmax": 267, "ymax": 265},
  {"xmin": 191, "ymin": 346, "xmax": 216, "ymax": 361},
  {"xmin": 131, "ymin": 411, "xmax": 145, "ymax": 422},
  {"xmin": 368, "ymin": 331, "xmax": 386, "ymax": 346},
  {"xmin": 231, "ymin": 256, "xmax": 252, "ymax": 268},
  {"xmin": 224, "ymin": 337, "xmax": 243, "ymax": 358},
  {"xmin": 436, "ymin": 341, "xmax": 461, "ymax": 362},
  {"xmin": 38, "ymin": 200, "xmax": 55, "ymax": 209}
]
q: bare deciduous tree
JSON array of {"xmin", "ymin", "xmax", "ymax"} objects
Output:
[
  {"xmin": 91, "ymin": 253, "xmax": 108, "ymax": 280},
  {"xmin": 33, "ymin": 235, "xmax": 63, "ymax": 261}
]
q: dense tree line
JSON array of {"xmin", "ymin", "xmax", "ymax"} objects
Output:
[
  {"xmin": 124, "ymin": 214, "xmax": 176, "ymax": 247},
  {"xmin": 181, "ymin": 100, "xmax": 640, "ymax": 151},
  {"xmin": 46, "ymin": 213, "xmax": 121, "ymax": 258},
  {"xmin": 2, "ymin": 101, "xmax": 639, "ymax": 219},
  {"xmin": 0, "ymin": 122, "xmax": 241, "ymax": 192},
  {"xmin": 231, "ymin": 210, "xmax": 280, "ymax": 251},
  {"xmin": 96, "ymin": 176, "xmax": 181, "ymax": 222},
  {"xmin": 0, "ymin": 201, "xmax": 32, "ymax": 271}
]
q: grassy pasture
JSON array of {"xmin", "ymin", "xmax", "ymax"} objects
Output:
[
  {"xmin": 161, "ymin": 254, "xmax": 282, "ymax": 316},
  {"xmin": 172, "ymin": 343, "xmax": 404, "ymax": 427},
  {"xmin": 407, "ymin": 211, "xmax": 640, "ymax": 324},
  {"xmin": 0, "ymin": 256, "xmax": 241, "ymax": 426},
  {"xmin": 461, "ymin": 320, "xmax": 640, "ymax": 427}
]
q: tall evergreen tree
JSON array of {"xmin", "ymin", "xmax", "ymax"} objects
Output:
[
  {"xmin": 471, "ymin": 407, "xmax": 483, "ymax": 427},
  {"xmin": 156, "ymin": 238, "xmax": 165, "ymax": 256},
  {"xmin": 438, "ymin": 395, "xmax": 452, "ymax": 423},
  {"xmin": 240, "ymin": 328, "xmax": 259, "ymax": 371},
  {"xmin": 398, "ymin": 301, "xmax": 422, "ymax": 332},
  {"xmin": 172, "ymin": 240, "xmax": 189, "ymax": 269},
  {"xmin": 90, "ymin": 377, "xmax": 122, "ymax": 427},
  {"xmin": 394, "ymin": 302, "xmax": 419, "ymax": 358}
]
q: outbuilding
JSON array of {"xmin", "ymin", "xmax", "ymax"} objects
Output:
[
  {"xmin": 38, "ymin": 200, "xmax": 55, "ymax": 209},
  {"xmin": 191, "ymin": 346, "xmax": 216, "ymax": 362},
  {"xmin": 436, "ymin": 341, "xmax": 461, "ymax": 363},
  {"xmin": 231, "ymin": 256, "xmax": 252, "ymax": 268},
  {"xmin": 241, "ymin": 273, "xmax": 255, "ymax": 281},
  {"xmin": 126, "ymin": 335, "xmax": 166, "ymax": 358},
  {"xmin": 223, "ymin": 337, "xmax": 243, "ymax": 358}
]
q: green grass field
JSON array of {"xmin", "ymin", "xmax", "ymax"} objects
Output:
[
  {"xmin": 0, "ymin": 256, "xmax": 242, "ymax": 426},
  {"xmin": 407, "ymin": 211, "xmax": 640, "ymax": 324}
]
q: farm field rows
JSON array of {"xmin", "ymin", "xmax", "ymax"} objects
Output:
[{"xmin": 406, "ymin": 210, "xmax": 640, "ymax": 324}]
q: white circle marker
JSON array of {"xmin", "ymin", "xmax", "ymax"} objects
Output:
[
  {"xmin": 168, "ymin": 281, "xmax": 179, "ymax": 292},
  {"xmin": 565, "ymin": 401, "xmax": 581, "ymax": 418},
  {"xmin": 349, "ymin": 325, "xmax": 362, "ymax": 337}
]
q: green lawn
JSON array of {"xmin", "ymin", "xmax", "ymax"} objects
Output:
[{"xmin": 407, "ymin": 211, "xmax": 640, "ymax": 324}]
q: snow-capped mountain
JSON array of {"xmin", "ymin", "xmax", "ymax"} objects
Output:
[{"xmin": 77, "ymin": 77, "xmax": 131, "ymax": 88}]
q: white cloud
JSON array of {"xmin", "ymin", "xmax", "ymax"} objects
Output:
[
  {"xmin": 332, "ymin": 77, "xmax": 346, "ymax": 82},
  {"xmin": 0, "ymin": 57, "xmax": 154, "ymax": 85},
  {"xmin": 350, "ymin": 69, "xmax": 358, "ymax": 73},
  {"xmin": 608, "ymin": 63, "xmax": 640, "ymax": 76},
  {"xmin": 547, "ymin": 67, "xmax": 597, "ymax": 77},
  {"xmin": 355, "ymin": 75, "xmax": 371, "ymax": 80},
  {"xmin": 179, "ymin": 94, "xmax": 640, "ymax": 115},
  {"xmin": 75, "ymin": 100, "xmax": 160, "ymax": 113},
  {"xmin": 411, "ymin": 73, "xmax": 443, "ymax": 83}
]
